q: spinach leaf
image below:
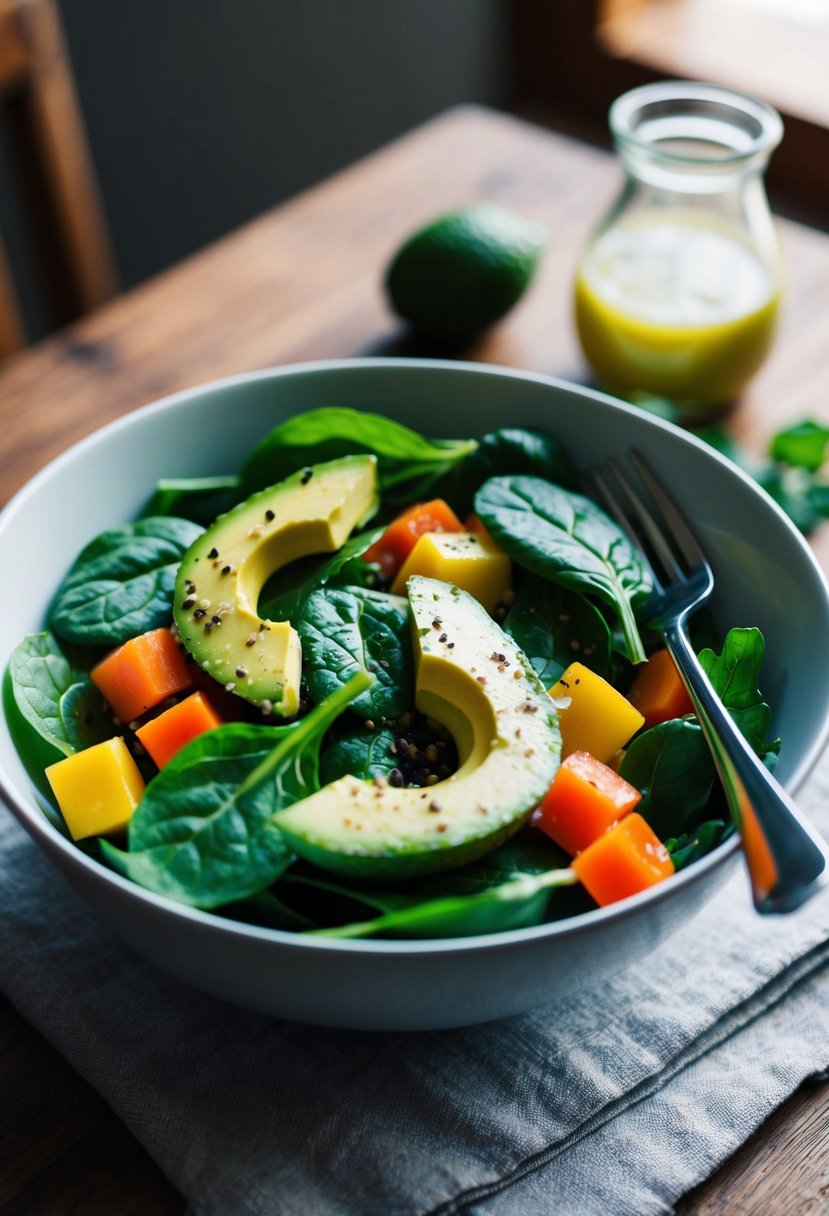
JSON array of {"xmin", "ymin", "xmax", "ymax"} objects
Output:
[
  {"xmin": 297, "ymin": 587, "xmax": 412, "ymax": 721},
  {"xmin": 240, "ymin": 407, "xmax": 477, "ymax": 505},
  {"xmin": 666, "ymin": 820, "xmax": 734, "ymax": 870},
  {"xmin": 475, "ymin": 475, "xmax": 651, "ymax": 663},
  {"xmin": 144, "ymin": 475, "xmax": 240, "ymax": 525},
  {"xmin": 505, "ymin": 576, "xmax": 610, "ymax": 684},
  {"xmin": 699, "ymin": 627, "xmax": 779, "ymax": 758},
  {"xmin": 8, "ymin": 632, "xmax": 112, "ymax": 757},
  {"xmin": 449, "ymin": 427, "xmax": 578, "ymax": 514},
  {"xmin": 306, "ymin": 864, "xmax": 577, "ymax": 939},
  {"xmin": 319, "ymin": 724, "xmax": 400, "ymax": 785},
  {"xmin": 258, "ymin": 526, "xmax": 384, "ymax": 622},
  {"xmin": 620, "ymin": 719, "xmax": 715, "ymax": 840},
  {"xmin": 100, "ymin": 670, "xmax": 370, "ymax": 908},
  {"xmin": 50, "ymin": 517, "xmax": 203, "ymax": 645}
]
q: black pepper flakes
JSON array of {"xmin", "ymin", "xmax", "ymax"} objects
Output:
[
  {"xmin": 265, "ymin": 508, "xmax": 275, "ymax": 521},
  {"xmin": 221, "ymin": 565, "xmax": 231, "ymax": 576},
  {"xmin": 182, "ymin": 597, "xmax": 196, "ymax": 609},
  {"xmin": 300, "ymin": 467, "xmax": 314, "ymax": 485},
  {"xmin": 193, "ymin": 608, "xmax": 207, "ymax": 620},
  {"xmin": 207, "ymin": 547, "xmax": 219, "ymax": 559}
]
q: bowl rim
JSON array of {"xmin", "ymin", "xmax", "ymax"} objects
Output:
[{"xmin": 2, "ymin": 355, "xmax": 828, "ymax": 955}]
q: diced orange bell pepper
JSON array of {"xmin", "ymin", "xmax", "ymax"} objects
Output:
[
  {"xmin": 136, "ymin": 691, "xmax": 223, "ymax": 769},
  {"xmin": 91, "ymin": 628, "xmax": 191, "ymax": 723},
  {"xmin": 628, "ymin": 648, "xmax": 694, "ymax": 728},
  {"xmin": 362, "ymin": 499, "xmax": 463, "ymax": 578},
  {"xmin": 571, "ymin": 812, "xmax": 675, "ymax": 907},
  {"xmin": 536, "ymin": 751, "xmax": 641, "ymax": 856}
]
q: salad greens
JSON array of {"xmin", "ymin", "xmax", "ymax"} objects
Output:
[{"xmin": 5, "ymin": 409, "xmax": 780, "ymax": 940}]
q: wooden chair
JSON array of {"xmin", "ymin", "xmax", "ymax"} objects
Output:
[{"xmin": 0, "ymin": 0, "xmax": 117, "ymax": 358}]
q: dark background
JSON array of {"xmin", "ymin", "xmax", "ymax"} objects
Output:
[{"xmin": 1, "ymin": 0, "xmax": 508, "ymax": 338}]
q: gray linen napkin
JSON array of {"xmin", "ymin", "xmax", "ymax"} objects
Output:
[{"xmin": 2, "ymin": 751, "xmax": 828, "ymax": 1216}]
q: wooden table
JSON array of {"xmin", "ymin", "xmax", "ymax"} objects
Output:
[{"xmin": 1, "ymin": 105, "xmax": 827, "ymax": 1215}]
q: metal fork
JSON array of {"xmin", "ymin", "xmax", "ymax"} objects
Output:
[{"xmin": 586, "ymin": 449, "xmax": 829, "ymax": 914}]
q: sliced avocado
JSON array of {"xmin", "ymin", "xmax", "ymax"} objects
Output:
[
  {"xmin": 174, "ymin": 455, "xmax": 378, "ymax": 717},
  {"xmin": 274, "ymin": 575, "xmax": 561, "ymax": 878}
]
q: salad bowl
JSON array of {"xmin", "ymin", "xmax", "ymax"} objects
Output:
[{"xmin": 1, "ymin": 357, "xmax": 828, "ymax": 1031}]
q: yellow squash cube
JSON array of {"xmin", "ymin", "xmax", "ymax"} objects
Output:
[
  {"xmin": 549, "ymin": 662, "xmax": 645, "ymax": 763},
  {"xmin": 46, "ymin": 737, "xmax": 145, "ymax": 841},
  {"xmin": 390, "ymin": 530, "xmax": 511, "ymax": 614}
]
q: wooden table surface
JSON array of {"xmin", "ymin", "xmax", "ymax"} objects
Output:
[{"xmin": 1, "ymin": 104, "xmax": 828, "ymax": 1215}]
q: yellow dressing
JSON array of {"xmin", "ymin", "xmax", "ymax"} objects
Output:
[{"xmin": 575, "ymin": 217, "xmax": 780, "ymax": 408}]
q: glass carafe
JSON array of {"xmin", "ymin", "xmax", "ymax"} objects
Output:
[{"xmin": 574, "ymin": 82, "xmax": 783, "ymax": 419}]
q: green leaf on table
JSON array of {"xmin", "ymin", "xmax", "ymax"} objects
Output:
[
  {"xmin": 297, "ymin": 587, "xmax": 412, "ymax": 722},
  {"xmin": 8, "ymin": 632, "xmax": 112, "ymax": 758},
  {"xmin": 505, "ymin": 575, "xmax": 610, "ymax": 684},
  {"xmin": 770, "ymin": 420, "xmax": 829, "ymax": 472},
  {"xmin": 100, "ymin": 671, "xmax": 371, "ymax": 908},
  {"xmin": 50, "ymin": 517, "xmax": 203, "ymax": 645},
  {"xmin": 475, "ymin": 475, "xmax": 651, "ymax": 663},
  {"xmin": 240, "ymin": 407, "xmax": 477, "ymax": 505}
]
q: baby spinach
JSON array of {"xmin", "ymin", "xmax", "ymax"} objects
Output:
[
  {"xmin": 297, "ymin": 587, "xmax": 412, "ymax": 722},
  {"xmin": 240, "ymin": 407, "xmax": 477, "ymax": 504},
  {"xmin": 475, "ymin": 475, "xmax": 651, "ymax": 663},
  {"xmin": 698, "ymin": 627, "xmax": 779, "ymax": 759},
  {"xmin": 50, "ymin": 517, "xmax": 203, "ymax": 645},
  {"xmin": 101, "ymin": 671, "xmax": 370, "ymax": 908},
  {"xmin": 258, "ymin": 526, "xmax": 383, "ymax": 622},
  {"xmin": 620, "ymin": 719, "xmax": 715, "ymax": 840},
  {"xmin": 8, "ymin": 632, "xmax": 112, "ymax": 757},
  {"xmin": 145, "ymin": 475, "xmax": 240, "ymax": 525},
  {"xmin": 449, "ymin": 427, "xmax": 578, "ymax": 513},
  {"xmin": 666, "ymin": 820, "xmax": 734, "ymax": 871},
  {"xmin": 505, "ymin": 576, "xmax": 610, "ymax": 684},
  {"xmin": 307, "ymin": 864, "xmax": 578, "ymax": 939},
  {"xmin": 319, "ymin": 724, "xmax": 399, "ymax": 786}
]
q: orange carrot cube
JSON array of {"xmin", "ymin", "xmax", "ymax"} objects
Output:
[
  {"xmin": 91, "ymin": 628, "xmax": 191, "ymax": 723},
  {"xmin": 572, "ymin": 813, "xmax": 675, "ymax": 907},
  {"xmin": 536, "ymin": 751, "xmax": 641, "ymax": 856},
  {"xmin": 136, "ymin": 691, "xmax": 223, "ymax": 769},
  {"xmin": 628, "ymin": 648, "xmax": 694, "ymax": 728},
  {"xmin": 362, "ymin": 499, "xmax": 463, "ymax": 578}
]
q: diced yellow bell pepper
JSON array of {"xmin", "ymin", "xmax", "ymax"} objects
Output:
[
  {"xmin": 46, "ymin": 737, "xmax": 145, "ymax": 841},
  {"xmin": 390, "ymin": 530, "xmax": 511, "ymax": 614},
  {"xmin": 549, "ymin": 662, "xmax": 644, "ymax": 763}
]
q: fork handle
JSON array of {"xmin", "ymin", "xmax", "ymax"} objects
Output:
[{"xmin": 663, "ymin": 620, "xmax": 829, "ymax": 914}]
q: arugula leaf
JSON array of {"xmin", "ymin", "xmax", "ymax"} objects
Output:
[
  {"xmin": 144, "ymin": 475, "xmax": 240, "ymax": 525},
  {"xmin": 448, "ymin": 427, "xmax": 577, "ymax": 514},
  {"xmin": 698, "ymin": 627, "xmax": 779, "ymax": 758},
  {"xmin": 505, "ymin": 575, "xmax": 610, "ymax": 683},
  {"xmin": 620, "ymin": 719, "xmax": 715, "ymax": 840},
  {"xmin": 297, "ymin": 587, "xmax": 412, "ymax": 721},
  {"xmin": 258, "ymin": 526, "xmax": 384, "ymax": 622},
  {"xmin": 475, "ymin": 475, "xmax": 651, "ymax": 663},
  {"xmin": 306, "ymin": 864, "xmax": 578, "ymax": 939},
  {"xmin": 8, "ymin": 632, "xmax": 112, "ymax": 757},
  {"xmin": 50, "ymin": 517, "xmax": 203, "ymax": 645},
  {"xmin": 319, "ymin": 724, "xmax": 400, "ymax": 785},
  {"xmin": 666, "ymin": 820, "xmax": 735, "ymax": 870},
  {"xmin": 240, "ymin": 407, "xmax": 477, "ymax": 504},
  {"xmin": 101, "ymin": 671, "xmax": 370, "ymax": 908}
]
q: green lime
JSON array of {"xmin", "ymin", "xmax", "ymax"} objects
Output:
[{"xmin": 385, "ymin": 203, "xmax": 548, "ymax": 343}]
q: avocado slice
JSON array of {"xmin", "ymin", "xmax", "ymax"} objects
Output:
[
  {"xmin": 274, "ymin": 575, "xmax": 561, "ymax": 879},
  {"xmin": 174, "ymin": 455, "xmax": 378, "ymax": 717}
]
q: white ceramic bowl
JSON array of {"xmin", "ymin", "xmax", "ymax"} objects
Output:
[{"xmin": 2, "ymin": 359, "xmax": 828, "ymax": 1031}]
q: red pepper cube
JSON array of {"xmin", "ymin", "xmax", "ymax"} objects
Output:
[
  {"xmin": 536, "ymin": 751, "xmax": 641, "ymax": 856},
  {"xmin": 136, "ymin": 691, "xmax": 223, "ymax": 769}
]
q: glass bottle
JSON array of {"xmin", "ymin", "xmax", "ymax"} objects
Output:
[{"xmin": 574, "ymin": 82, "xmax": 783, "ymax": 420}]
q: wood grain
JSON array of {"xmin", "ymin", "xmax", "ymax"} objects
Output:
[{"xmin": 0, "ymin": 104, "xmax": 827, "ymax": 1216}]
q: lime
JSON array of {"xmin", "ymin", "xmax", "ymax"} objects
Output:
[{"xmin": 385, "ymin": 203, "xmax": 548, "ymax": 343}]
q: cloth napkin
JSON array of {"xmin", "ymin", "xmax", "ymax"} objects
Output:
[{"xmin": 2, "ymin": 751, "xmax": 829, "ymax": 1216}]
